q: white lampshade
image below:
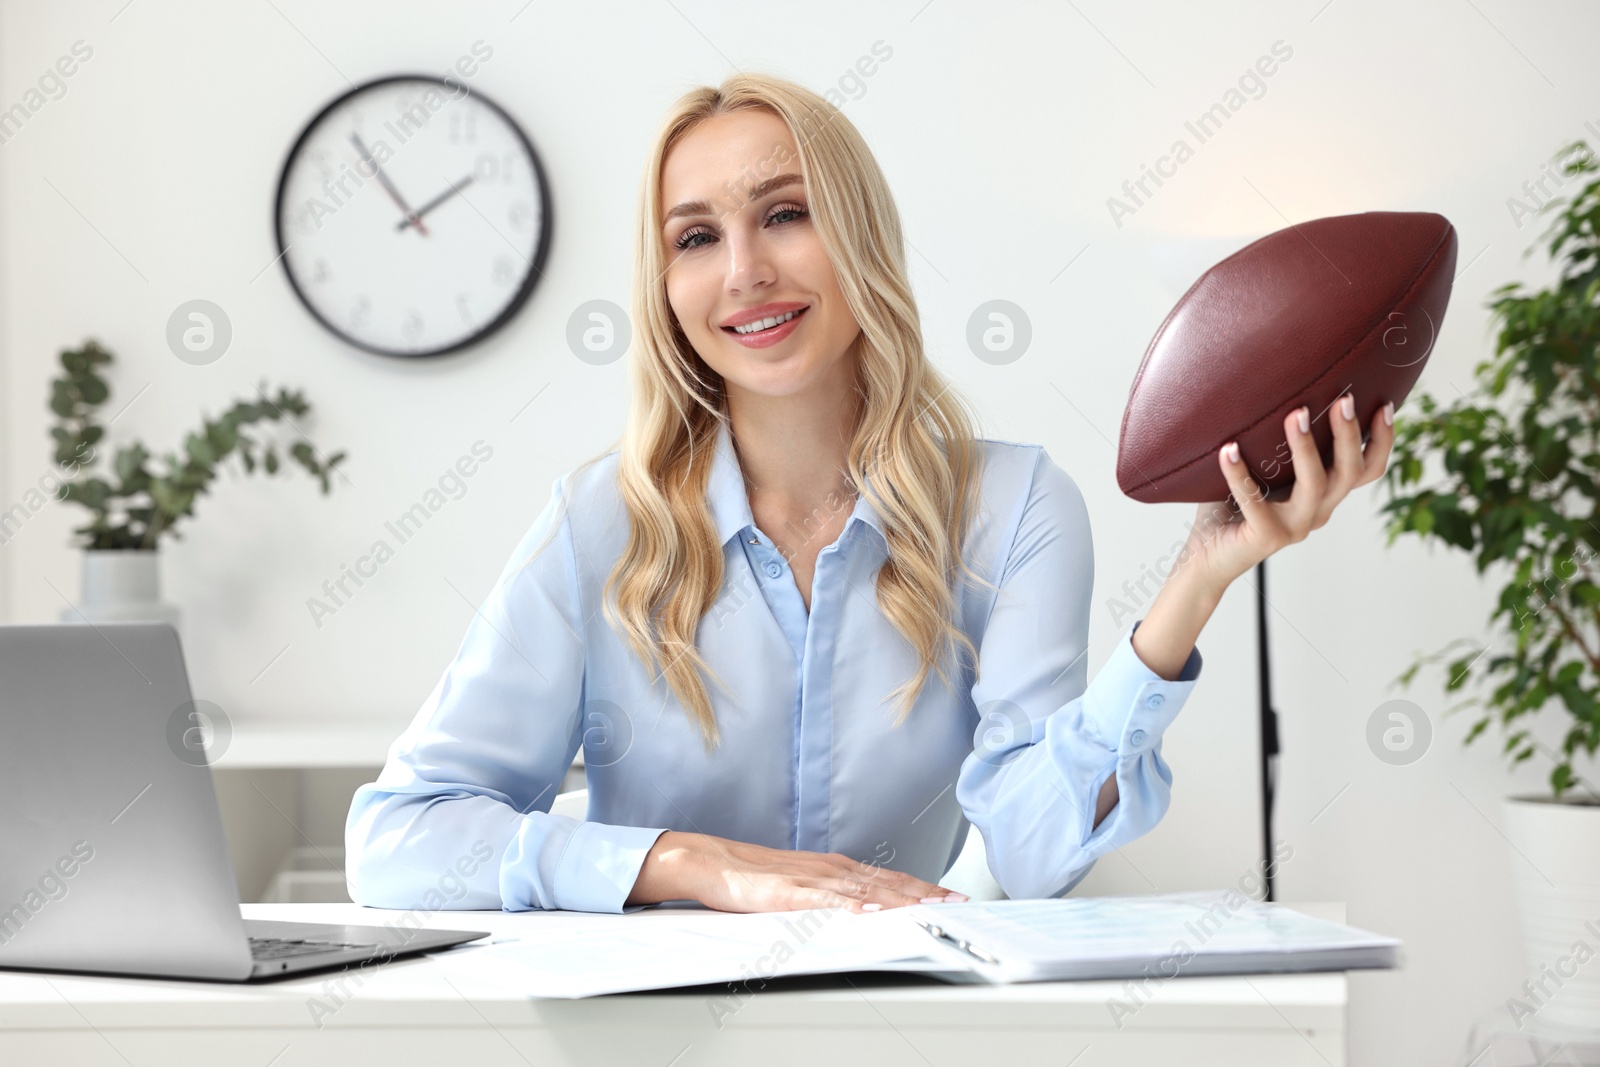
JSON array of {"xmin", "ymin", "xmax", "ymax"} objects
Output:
[{"xmin": 1147, "ymin": 233, "xmax": 1265, "ymax": 300}]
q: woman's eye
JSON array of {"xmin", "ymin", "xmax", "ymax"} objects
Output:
[
  {"xmin": 672, "ymin": 204, "xmax": 808, "ymax": 252},
  {"xmin": 674, "ymin": 227, "xmax": 711, "ymax": 251}
]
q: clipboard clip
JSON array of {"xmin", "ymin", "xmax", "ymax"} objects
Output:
[{"xmin": 910, "ymin": 916, "xmax": 1000, "ymax": 966}]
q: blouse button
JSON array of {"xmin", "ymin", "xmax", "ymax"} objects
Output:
[
  {"xmin": 1130, "ymin": 729, "xmax": 1148, "ymax": 746},
  {"xmin": 1146, "ymin": 693, "xmax": 1165, "ymax": 709},
  {"xmin": 764, "ymin": 561, "xmax": 783, "ymax": 578}
]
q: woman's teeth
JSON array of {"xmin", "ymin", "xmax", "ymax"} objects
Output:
[{"xmin": 732, "ymin": 309, "xmax": 802, "ymax": 334}]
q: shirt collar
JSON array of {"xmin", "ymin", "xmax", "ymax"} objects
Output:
[{"xmin": 706, "ymin": 418, "xmax": 885, "ymax": 549}]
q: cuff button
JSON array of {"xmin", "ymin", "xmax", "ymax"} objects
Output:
[
  {"xmin": 1130, "ymin": 729, "xmax": 1148, "ymax": 746},
  {"xmin": 1146, "ymin": 693, "xmax": 1165, "ymax": 709}
]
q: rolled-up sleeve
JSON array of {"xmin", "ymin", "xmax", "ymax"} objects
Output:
[
  {"xmin": 345, "ymin": 474, "xmax": 668, "ymax": 915},
  {"xmin": 955, "ymin": 450, "xmax": 1203, "ymax": 900}
]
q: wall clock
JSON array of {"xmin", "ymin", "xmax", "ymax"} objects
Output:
[{"xmin": 274, "ymin": 75, "xmax": 551, "ymax": 358}]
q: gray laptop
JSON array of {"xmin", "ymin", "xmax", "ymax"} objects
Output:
[{"xmin": 0, "ymin": 621, "xmax": 487, "ymax": 981}]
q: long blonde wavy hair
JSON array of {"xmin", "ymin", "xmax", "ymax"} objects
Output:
[{"xmin": 534, "ymin": 72, "xmax": 995, "ymax": 751}]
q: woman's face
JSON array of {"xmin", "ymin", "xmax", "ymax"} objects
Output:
[{"xmin": 658, "ymin": 109, "xmax": 861, "ymax": 405}]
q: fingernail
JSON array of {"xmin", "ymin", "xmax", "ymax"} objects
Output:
[
  {"xmin": 921, "ymin": 896, "xmax": 947, "ymax": 904},
  {"xmin": 861, "ymin": 902, "xmax": 882, "ymax": 912},
  {"xmin": 1296, "ymin": 407, "xmax": 1310, "ymax": 434},
  {"xmin": 1340, "ymin": 393, "xmax": 1354, "ymax": 421},
  {"xmin": 1383, "ymin": 400, "xmax": 1394, "ymax": 426},
  {"xmin": 1223, "ymin": 441, "xmax": 1241, "ymax": 464},
  {"xmin": 945, "ymin": 892, "xmax": 969, "ymax": 902}
]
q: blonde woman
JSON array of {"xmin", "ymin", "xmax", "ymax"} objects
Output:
[{"xmin": 346, "ymin": 73, "xmax": 1392, "ymax": 916}]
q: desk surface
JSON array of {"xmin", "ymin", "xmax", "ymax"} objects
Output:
[{"xmin": 0, "ymin": 901, "xmax": 1352, "ymax": 1067}]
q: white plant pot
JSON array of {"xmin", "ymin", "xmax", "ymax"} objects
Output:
[
  {"xmin": 61, "ymin": 549, "xmax": 181, "ymax": 632},
  {"xmin": 1503, "ymin": 795, "xmax": 1600, "ymax": 1032}
]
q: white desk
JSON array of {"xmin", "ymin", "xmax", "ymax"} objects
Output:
[{"xmin": 0, "ymin": 902, "xmax": 1350, "ymax": 1066}]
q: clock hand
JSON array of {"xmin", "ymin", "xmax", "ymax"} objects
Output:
[
  {"xmin": 349, "ymin": 132, "xmax": 429, "ymax": 237},
  {"xmin": 396, "ymin": 175, "xmax": 476, "ymax": 232}
]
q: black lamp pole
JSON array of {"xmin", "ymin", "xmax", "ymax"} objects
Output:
[{"xmin": 1255, "ymin": 558, "xmax": 1281, "ymax": 902}]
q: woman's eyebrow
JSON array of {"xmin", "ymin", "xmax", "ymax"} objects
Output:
[{"xmin": 662, "ymin": 172, "xmax": 804, "ymax": 225}]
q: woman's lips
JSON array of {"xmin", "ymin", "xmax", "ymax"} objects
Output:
[{"xmin": 723, "ymin": 306, "xmax": 808, "ymax": 349}]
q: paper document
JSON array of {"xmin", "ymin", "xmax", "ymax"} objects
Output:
[
  {"xmin": 429, "ymin": 905, "xmax": 939, "ymax": 999},
  {"xmin": 879, "ymin": 892, "xmax": 1401, "ymax": 983},
  {"xmin": 426, "ymin": 891, "xmax": 1400, "ymax": 998}
]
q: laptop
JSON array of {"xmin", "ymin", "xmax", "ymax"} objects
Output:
[{"xmin": 0, "ymin": 621, "xmax": 488, "ymax": 982}]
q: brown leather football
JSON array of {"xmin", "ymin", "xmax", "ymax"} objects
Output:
[{"xmin": 1117, "ymin": 210, "xmax": 1458, "ymax": 504}]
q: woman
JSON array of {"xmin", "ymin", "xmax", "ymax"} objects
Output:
[{"xmin": 346, "ymin": 73, "xmax": 1392, "ymax": 916}]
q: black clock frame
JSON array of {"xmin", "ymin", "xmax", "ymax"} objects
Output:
[{"xmin": 272, "ymin": 73, "xmax": 553, "ymax": 359}]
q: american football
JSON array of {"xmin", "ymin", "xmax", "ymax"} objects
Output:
[{"xmin": 1116, "ymin": 210, "xmax": 1458, "ymax": 504}]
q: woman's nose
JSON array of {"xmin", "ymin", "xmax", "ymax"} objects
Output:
[{"xmin": 724, "ymin": 225, "xmax": 777, "ymax": 293}]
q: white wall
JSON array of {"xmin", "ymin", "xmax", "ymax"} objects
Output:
[{"xmin": 3, "ymin": 1, "xmax": 1596, "ymax": 1062}]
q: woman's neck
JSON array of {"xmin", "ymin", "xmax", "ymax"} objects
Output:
[{"xmin": 724, "ymin": 377, "xmax": 862, "ymax": 521}]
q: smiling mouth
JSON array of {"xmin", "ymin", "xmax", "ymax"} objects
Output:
[{"xmin": 722, "ymin": 306, "xmax": 809, "ymax": 336}]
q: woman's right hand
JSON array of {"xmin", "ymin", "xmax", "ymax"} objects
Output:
[{"xmin": 624, "ymin": 831, "xmax": 969, "ymax": 912}]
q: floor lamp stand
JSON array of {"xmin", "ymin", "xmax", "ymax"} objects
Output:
[{"xmin": 1255, "ymin": 558, "xmax": 1282, "ymax": 901}]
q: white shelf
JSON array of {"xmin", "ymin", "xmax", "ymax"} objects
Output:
[
  {"xmin": 209, "ymin": 717, "xmax": 405, "ymax": 769},
  {"xmin": 210, "ymin": 716, "xmax": 586, "ymax": 771}
]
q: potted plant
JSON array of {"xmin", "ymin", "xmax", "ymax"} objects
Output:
[
  {"xmin": 1384, "ymin": 140, "xmax": 1600, "ymax": 1032},
  {"xmin": 50, "ymin": 338, "xmax": 347, "ymax": 629}
]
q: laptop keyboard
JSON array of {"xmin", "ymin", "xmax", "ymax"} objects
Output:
[{"xmin": 248, "ymin": 936, "xmax": 377, "ymax": 961}]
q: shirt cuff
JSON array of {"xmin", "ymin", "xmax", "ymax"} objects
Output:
[
  {"xmin": 1080, "ymin": 618, "xmax": 1203, "ymax": 756},
  {"xmin": 501, "ymin": 817, "xmax": 669, "ymax": 914}
]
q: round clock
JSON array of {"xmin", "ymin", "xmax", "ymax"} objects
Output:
[{"xmin": 274, "ymin": 75, "xmax": 551, "ymax": 358}]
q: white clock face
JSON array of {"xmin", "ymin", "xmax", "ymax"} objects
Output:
[{"xmin": 275, "ymin": 76, "xmax": 549, "ymax": 357}]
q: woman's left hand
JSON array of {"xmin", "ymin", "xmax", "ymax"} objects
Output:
[{"xmin": 1181, "ymin": 390, "xmax": 1395, "ymax": 593}]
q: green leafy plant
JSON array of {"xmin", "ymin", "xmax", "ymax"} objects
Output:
[
  {"xmin": 51, "ymin": 338, "xmax": 348, "ymax": 550},
  {"xmin": 1383, "ymin": 140, "xmax": 1600, "ymax": 799}
]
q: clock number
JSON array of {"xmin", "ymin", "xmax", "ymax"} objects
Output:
[
  {"xmin": 491, "ymin": 256, "xmax": 516, "ymax": 286},
  {"xmin": 474, "ymin": 151, "xmax": 515, "ymax": 184},
  {"xmin": 449, "ymin": 111, "xmax": 477, "ymax": 145},
  {"xmin": 293, "ymin": 201, "xmax": 322, "ymax": 237},
  {"xmin": 402, "ymin": 310, "xmax": 425, "ymax": 341},
  {"xmin": 508, "ymin": 201, "xmax": 533, "ymax": 231},
  {"xmin": 457, "ymin": 293, "xmax": 472, "ymax": 323},
  {"xmin": 350, "ymin": 295, "xmax": 371, "ymax": 329}
]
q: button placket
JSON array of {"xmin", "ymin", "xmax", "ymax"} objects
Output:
[
  {"xmin": 794, "ymin": 540, "xmax": 841, "ymax": 854},
  {"xmin": 743, "ymin": 527, "xmax": 806, "ymax": 664},
  {"xmin": 748, "ymin": 533, "xmax": 787, "ymax": 579}
]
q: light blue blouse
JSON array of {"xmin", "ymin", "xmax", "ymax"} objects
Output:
[{"xmin": 346, "ymin": 420, "xmax": 1203, "ymax": 915}]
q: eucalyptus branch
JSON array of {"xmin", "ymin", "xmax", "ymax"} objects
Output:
[{"xmin": 49, "ymin": 339, "xmax": 348, "ymax": 551}]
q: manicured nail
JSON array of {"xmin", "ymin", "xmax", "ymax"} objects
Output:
[
  {"xmin": 861, "ymin": 902, "xmax": 882, "ymax": 912},
  {"xmin": 1382, "ymin": 400, "xmax": 1394, "ymax": 426},
  {"xmin": 1296, "ymin": 407, "xmax": 1310, "ymax": 434},
  {"xmin": 921, "ymin": 896, "xmax": 947, "ymax": 903},
  {"xmin": 945, "ymin": 892, "xmax": 969, "ymax": 902},
  {"xmin": 1224, "ymin": 441, "xmax": 1241, "ymax": 464},
  {"xmin": 1340, "ymin": 393, "xmax": 1355, "ymax": 421}
]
